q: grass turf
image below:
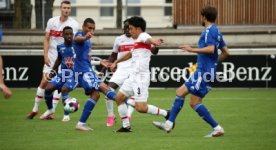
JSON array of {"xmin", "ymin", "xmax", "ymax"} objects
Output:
[{"xmin": 0, "ymin": 89, "xmax": 276, "ymax": 150}]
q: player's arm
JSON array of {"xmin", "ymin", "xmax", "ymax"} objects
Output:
[
  {"xmin": 108, "ymin": 52, "xmax": 118, "ymax": 63},
  {"xmin": 74, "ymin": 32, "xmax": 92, "ymax": 43},
  {"xmin": 218, "ymin": 46, "xmax": 230, "ymax": 63},
  {"xmin": 145, "ymin": 38, "xmax": 163, "ymax": 46},
  {"xmin": 151, "ymin": 45, "xmax": 159, "ymax": 55},
  {"xmin": 43, "ymin": 32, "xmax": 51, "ymax": 66},
  {"xmin": 0, "ymin": 56, "xmax": 12, "ymax": 99},
  {"xmin": 110, "ymin": 52, "xmax": 131, "ymax": 72},
  {"xmin": 179, "ymin": 45, "xmax": 215, "ymax": 54},
  {"xmin": 99, "ymin": 52, "xmax": 117, "ymax": 73},
  {"xmin": 49, "ymin": 55, "xmax": 61, "ymax": 79}
]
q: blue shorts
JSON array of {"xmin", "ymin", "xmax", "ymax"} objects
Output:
[
  {"xmin": 184, "ymin": 70, "xmax": 212, "ymax": 98},
  {"xmin": 50, "ymin": 73, "xmax": 77, "ymax": 92},
  {"xmin": 68, "ymin": 71, "xmax": 102, "ymax": 95}
]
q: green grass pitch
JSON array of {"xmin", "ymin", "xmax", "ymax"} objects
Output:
[{"xmin": 0, "ymin": 89, "xmax": 276, "ymax": 150}]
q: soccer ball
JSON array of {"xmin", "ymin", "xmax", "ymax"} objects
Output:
[{"xmin": 64, "ymin": 97, "xmax": 80, "ymax": 113}]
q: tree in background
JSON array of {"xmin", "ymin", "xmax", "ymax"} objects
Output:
[
  {"xmin": 14, "ymin": 0, "xmax": 32, "ymax": 28},
  {"xmin": 116, "ymin": 0, "xmax": 122, "ymax": 28}
]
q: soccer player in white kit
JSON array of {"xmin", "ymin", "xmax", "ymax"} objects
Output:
[
  {"xmin": 104, "ymin": 19, "xmax": 159, "ymax": 127},
  {"xmin": 26, "ymin": 1, "xmax": 79, "ymax": 120},
  {"xmin": 110, "ymin": 16, "xmax": 168, "ymax": 132}
]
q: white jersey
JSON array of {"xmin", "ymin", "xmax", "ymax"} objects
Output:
[
  {"xmin": 45, "ymin": 16, "xmax": 79, "ymax": 59},
  {"xmin": 131, "ymin": 32, "xmax": 152, "ymax": 74},
  {"xmin": 112, "ymin": 34, "xmax": 134, "ymax": 69}
]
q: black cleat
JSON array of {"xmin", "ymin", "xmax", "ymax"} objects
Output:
[{"xmin": 115, "ymin": 126, "xmax": 133, "ymax": 133}]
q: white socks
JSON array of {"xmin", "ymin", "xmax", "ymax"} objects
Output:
[
  {"xmin": 147, "ymin": 105, "xmax": 167, "ymax": 117},
  {"xmin": 105, "ymin": 98, "xmax": 114, "ymax": 117},
  {"xmin": 32, "ymin": 87, "xmax": 45, "ymax": 112},
  {"xmin": 52, "ymin": 90, "xmax": 61, "ymax": 112},
  {"xmin": 118, "ymin": 104, "xmax": 130, "ymax": 128}
]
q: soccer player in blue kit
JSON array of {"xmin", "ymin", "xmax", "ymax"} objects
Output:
[
  {"xmin": 40, "ymin": 26, "xmax": 76, "ymax": 121},
  {"xmin": 153, "ymin": 6, "xmax": 230, "ymax": 137},
  {"xmin": 70, "ymin": 18, "xmax": 117, "ymax": 131}
]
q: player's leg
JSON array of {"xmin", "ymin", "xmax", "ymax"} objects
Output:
[
  {"xmin": 76, "ymin": 72, "xmax": 101, "ymax": 131},
  {"xmin": 126, "ymin": 97, "xmax": 135, "ymax": 119},
  {"xmin": 40, "ymin": 74, "xmax": 64, "ymax": 120},
  {"xmin": 59, "ymin": 87, "xmax": 72, "ymax": 121},
  {"xmin": 52, "ymin": 90, "xmax": 61, "ymax": 113},
  {"xmin": 76, "ymin": 90, "xmax": 100, "ymax": 131},
  {"xmin": 26, "ymin": 73, "xmax": 48, "ymax": 119},
  {"xmin": 135, "ymin": 102, "xmax": 168, "ymax": 117},
  {"xmin": 105, "ymin": 82, "xmax": 118, "ymax": 126},
  {"xmin": 153, "ymin": 84, "xmax": 189, "ymax": 132},
  {"xmin": 60, "ymin": 76, "xmax": 78, "ymax": 122},
  {"xmin": 39, "ymin": 82, "xmax": 56, "ymax": 120},
  {"xmin": 114, "ymin": 91, "xmax": 132, "ymax": 132},
  {"xmin": 114, "ymin": 76, "xmax": 137, "ymax": 132},
  {"xmin": 190, "ymin": 95, "xmax": 224, "ymax": 137}
]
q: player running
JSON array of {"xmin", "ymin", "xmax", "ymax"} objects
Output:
[
  {"xmin": 40, "ymin": 26, "xmax": 76, "ymax": 121},
  {"xmin": 152, "ymin": 6, "xmax": 230, "ymax": 137},
  {"xmin": 110, "ymin": 16, "xmax": 169, "ymax": 132},
  {"xmin": 26, "ymin": 0, "xmax": 79, "ymax": 119},
  {"xmin": 103, "ymin": 19, "xmax": 159, "ymax": 127}
]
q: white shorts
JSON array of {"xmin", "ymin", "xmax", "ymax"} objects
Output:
[
  {"xmin": 42, "ymin": 52, "xmax": 58, "ymax": 74},
  {"xmin": 109, "ymin": 67, "xmax": 131, "ymax": 87},
  {"xmin": 119, "ymin": 72, "xmax": 150, "ymax": 102}
]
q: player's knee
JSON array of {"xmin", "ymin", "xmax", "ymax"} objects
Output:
[
  {"xmin": 91, "ymin": 91, "xmax": 100, "ymax": 100},
  {"xmin": 61, "ymin": 86, "xmax": 70, "ymax": 93},
  {"xmin": 45, "ymin": 84, "xmax": 55, "ymax": 94},
  {"xmin": 189, "ymin": 101, "xmax": 199, "ymax": 108},
  {"xmin": 135, "ymin": 104, "xmax": 147, "ymax": 113}
]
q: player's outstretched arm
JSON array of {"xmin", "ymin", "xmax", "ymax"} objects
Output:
[
  {"xmin": 218, "ymin": 46, "xmax": 230, "ymax": 63},
  {"xmin": 179, "ymin": 45, "xmax": 215, "ymax": 54},
  {"xmin": 74, "ymin": 32, "xmax": 93, "ymax": 43},
  {"xmin": 145, "ymin": 38, "xmax": 163, "ymax": 46}
]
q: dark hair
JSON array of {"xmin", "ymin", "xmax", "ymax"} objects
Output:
[
  {"xmin": 63, "ymin": 26, "xmax": 73, "ymax": 33},
  {"xmin": 128, "ymin": 16, "xmax": 146, "ymax": 32},
  {"xmin": 123, "ymin": 18, "xmax": 129, "ymax": 25},
  {"xmin": 83, "ymin": 18, "xmax": 95, "ymax": 26},
  {"xmin": 61, "ymin": 0, "xmax": 71, "ymax": 6},
  {"xmin": 201, "ymin": 6, "xmax": 217, "ymax": 22}
]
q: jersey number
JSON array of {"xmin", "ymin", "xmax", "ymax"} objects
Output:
[{"xmin": 137, "ymin": 87, "xmax": 141, "ymax": 95}]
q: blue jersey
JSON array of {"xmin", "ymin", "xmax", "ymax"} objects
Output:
[
  {"xmin": 50, "ymin": 44, "xmax": 76, "ymax": 91},
  {"xmin": 57, "ymin": 43, "xmax": 75, "ymax": 70},
  {"xmin": 197, "ymin": 25, "xmax": 226, "ymax": 73},
  {"xmin": 73, "ymin": 31, "xmax": 92, "ymax": 72}
]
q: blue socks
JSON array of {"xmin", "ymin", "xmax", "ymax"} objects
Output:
[
  {"xmin": 168, "ymin": 96, "xmax": 185, "ymax": 123},
  {"xmin": 45, "ymin": 92, "xmax": 53, "ymax": 110},
  {"xmin": 62, "ymin": 93, "xmax": 70, "ymax": 115},
  {"xmin": 193, "ymin": 103, "xmax": 218, "ymax": 128},
  {"xmin": 106, "ymin": 90, "xmax": 116, "ymax": 100},
  {"xmin": 79, "ymin": 98, "xmax": 97, "ymax": 123}
]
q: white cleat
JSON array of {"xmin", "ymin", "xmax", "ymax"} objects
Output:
[
  {"xmin": 204, "ymin": 126, "xmax": 224, "ymax": 137},
  {"xmin": 76, "ymin": 123, "xmax": 93, "ymax": 131},
  {"xmin": 152, "ymin": 121, "xmax": 172, "ymax": 133},
  {"xmin": 40, "ymin": 110, "xmax": 54, "ymax": 120},
  {"xmin": 62, "ymin": 115, "xmax": 70, "ymax": 122}
]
